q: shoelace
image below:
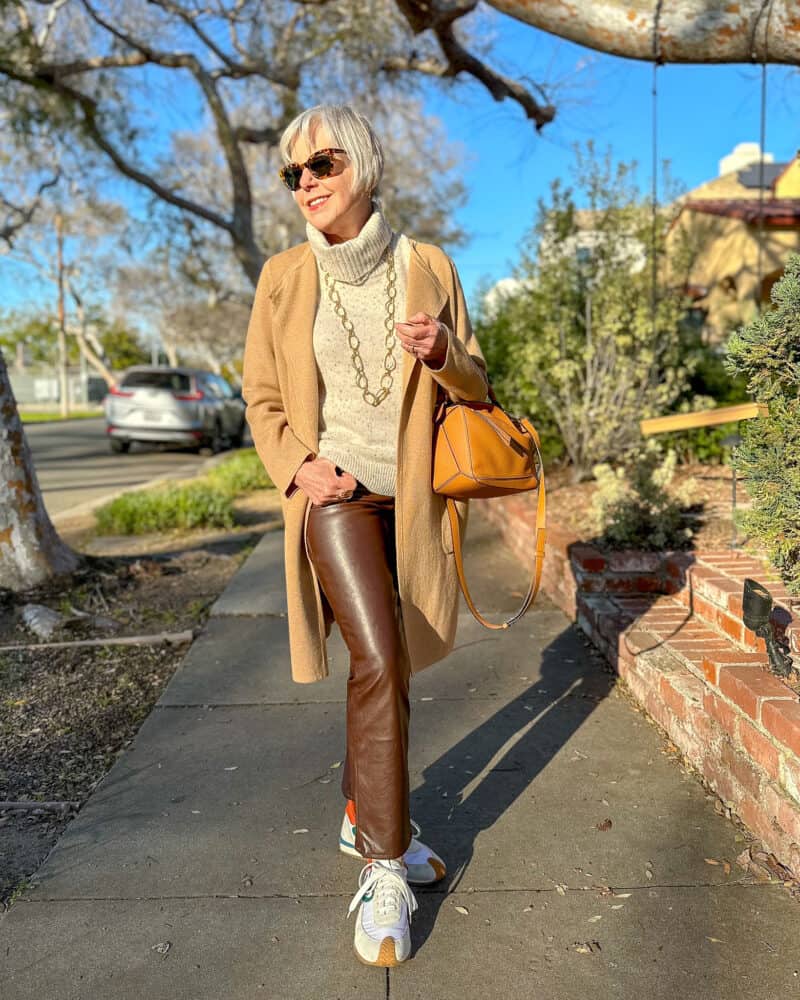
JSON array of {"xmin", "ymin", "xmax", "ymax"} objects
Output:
[{"xmin": 347, "ymin": 859, "xmax": 419, "ymax": 923}]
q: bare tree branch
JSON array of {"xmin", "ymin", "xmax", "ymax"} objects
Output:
[
  {"xmin": 0, "ymin": 173, "xmax": 60, "ymax": 249},
  {"xmin": 486, "ymin": 0, "xmax": 799, "ymax": 64},
  {"xmin": 393, "ymin": 0, "xmax": 555, "ymax": 130}
]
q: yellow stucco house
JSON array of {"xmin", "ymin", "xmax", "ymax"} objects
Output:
[{"xmin": 667, "ymin": 143, "xmax": 800, "ymax": 344}]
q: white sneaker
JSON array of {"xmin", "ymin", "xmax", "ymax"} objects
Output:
[
  {"xmin": 347, "ymin": 858, "xmax": 418, "ymax": 966},
  {"xmin": 339, "ymin": 805, "xmax": 447, "ymax": 885}
]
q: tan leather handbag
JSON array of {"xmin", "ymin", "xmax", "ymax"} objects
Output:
[{"xmin": 432, "ymin": 383, "xmax": 547, "ymax": 629}]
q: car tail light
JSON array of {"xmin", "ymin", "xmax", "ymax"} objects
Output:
[
  {"xmin": 109, "ymin": 385, "xmax": 134, "ymax": 397},
  {"xmin": 173, "ymin": 389, "xmax": 204, "ymax": 401}
]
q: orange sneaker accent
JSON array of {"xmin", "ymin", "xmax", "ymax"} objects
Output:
[
  {"xmin": 346, "ymin": 798, "xmax": 357, "ymax": 825},
  {"xmin": 428, "ymin": 858, "xmax": 446, "ymax": 881}
]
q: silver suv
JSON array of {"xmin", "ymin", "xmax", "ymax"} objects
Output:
[{"xmin": 105, "ymin": 366, "xmax": 246, "ymax": 454}]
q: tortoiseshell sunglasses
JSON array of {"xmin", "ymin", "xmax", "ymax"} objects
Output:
[{"xmin": 279, "ymin": 147, "xmax": 347, "ymax": 191}]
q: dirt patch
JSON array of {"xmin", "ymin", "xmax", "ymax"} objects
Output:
[
  {"xmin": 545, "ymin": 462, "xmax": 752, "ymax": 551},
  {"xmin": 0, "ymin": 487, "xmax": 284, "ymax": 907}
]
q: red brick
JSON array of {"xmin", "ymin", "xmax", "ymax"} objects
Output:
[
  {"xmin": 718, "ymin": 666, "xmax": 796, "ymax": 722},
  {"xmin": 720, "ymin": 739, "xmax": 763, "ymax": 799},
  {"xmin": 605, "ymin": 551, "xmax": 665, "ymax": 573},
  {"xmin": 715, "ymin": 608, "xmax": 745, "ymax": 645},
  {"xmin": 570, "ymin": 544, "xmax": 606, "ymax": 573},
  {"xmin": 643, "ymin": 688, "xmax": 672, "ymax": 730},
  {"xmin": 738, "ymin": 718, "xmax": 782, "ymax": 782},
  {"xmin": 735, "ymin": 789, "xmax": 775, "ymax": 845},
  {"xmin": 685, "ymin": 700, "xmax": 717, "ymax": 746},
  {"xmin": 701, "ymin": 650, "xmax": 770, "ymax": 686},
  {"xmin": 761, "ymin": 699, "xmax": 800, "ymax": 757},
  {"xmin": 762, "ymin": 783, "xmax": 800, "ymax": 843},
  {"xmin": 659, "ymin": 673, "xmax": 704, "ymax": 722},
  {"xmin": 727, "ymin": 593, "xmax": 744, "ymax": 618},
  {"xmin": 703, "ymin": 690, "xmax": 739, "ymax": 737},
  {"xmin": 666, "ymin": 552, "xmax": 694, "ymax": 579},
  {"xmin": 703, "ymin": 757, "xmax": 737, "ymax": 805}
]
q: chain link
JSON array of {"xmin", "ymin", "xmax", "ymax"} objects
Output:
[{"xmin": 320, "ymin": 243, "xmax": 398, "ymax": 407}]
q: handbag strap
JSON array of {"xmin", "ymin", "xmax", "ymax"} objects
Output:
[{"xmin": 445, "ymin": 432, "xmax": 547, "ymax": 630}]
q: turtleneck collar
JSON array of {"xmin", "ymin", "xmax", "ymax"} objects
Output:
[{"xmin": 306, "ymin": 200, "xmax": 393, "ymax": 284}]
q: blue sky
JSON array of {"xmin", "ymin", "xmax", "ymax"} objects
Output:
[
  {"xmin": 2, "ymin": 10, "xmax": 798, "ymax": 323},
  {"xmin": 427, "ymin": 14, "xmax": 800, "ymax": 305}
]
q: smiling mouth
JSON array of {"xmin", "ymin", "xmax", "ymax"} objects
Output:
[{"xmin": 307, "ymin": 195, "xmax": 330, "ymax": 209}]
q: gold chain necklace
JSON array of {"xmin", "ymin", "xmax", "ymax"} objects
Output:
[{"xmin": 320, "ymin": 243, "xmax": 397, "ymax": 407}]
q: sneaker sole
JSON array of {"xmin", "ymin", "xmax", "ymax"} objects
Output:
[{"xmin": 354, "ymin": 937, "xmax": 408, "ymax": 967}]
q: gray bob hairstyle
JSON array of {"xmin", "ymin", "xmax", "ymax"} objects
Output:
[{"xmin": 279, "ymin": 104, "xmax": 385, "ymax": 201}]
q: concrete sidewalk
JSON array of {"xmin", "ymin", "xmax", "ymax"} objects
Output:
[{"xmin": 2, "ymin": 510, "xmax": 799, "ymax": 998}]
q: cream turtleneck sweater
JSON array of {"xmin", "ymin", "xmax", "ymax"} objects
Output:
[{"xmin": 306, "ymin": 202, "xmax": 411, "ymax": 497}]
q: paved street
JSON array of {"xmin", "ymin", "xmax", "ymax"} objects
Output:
[
  {"xmin": 24, "ymin": 417, "xmax": 232, "ymax": 517},
  {"xmin": 3, "ymin": 508, "xmax": 799, "ymax": 998}
]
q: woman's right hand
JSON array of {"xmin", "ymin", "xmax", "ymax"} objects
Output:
[{"xmin": 293, "ymin": 456, "xmax": 358, "ymax": 506}]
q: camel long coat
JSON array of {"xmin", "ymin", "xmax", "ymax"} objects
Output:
[{"xmin": 241, "ymin": 237, "xmax": 489, "ymax": 684}]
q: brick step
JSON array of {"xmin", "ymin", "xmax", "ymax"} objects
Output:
[{"xmin": 665, "ymin": 550, "xmax": 799, "ymax": 662}]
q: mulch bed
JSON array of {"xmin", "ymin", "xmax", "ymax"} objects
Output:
[
  {"xmin": 0, "ymin": 496, "xmax": 283, "ymax": 907},
  {"xmin": 544, "ymin": 461, "xmax": 753, "ymax": 552}
]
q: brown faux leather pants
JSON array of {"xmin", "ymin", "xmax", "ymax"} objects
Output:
[{"xmin": 305, "ymin": 480, "xmax": 412, "ymax": 861}]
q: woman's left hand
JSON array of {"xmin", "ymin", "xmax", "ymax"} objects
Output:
[{"xmin": 395, "ymin": 312, "xmax": 448, "ymax": 367}]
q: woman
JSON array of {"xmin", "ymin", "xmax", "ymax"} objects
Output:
[{"xmin": 242, "ymin": 103, "xmax": 489, "ymax": 968}]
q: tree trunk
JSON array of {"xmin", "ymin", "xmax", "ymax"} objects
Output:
[
  {"xmin": 0, "ymin": 349, "xmax": 79, "ymax": 591},
  {"xmin": 487, "ymin": 0, "xmax": 799, "ymax": 63}
]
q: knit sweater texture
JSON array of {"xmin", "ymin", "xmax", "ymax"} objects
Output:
[{"xmin": 306, "ymin": 202, "xmax": 410, "ymax": 497}]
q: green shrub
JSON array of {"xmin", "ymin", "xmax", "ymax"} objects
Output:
[
  {"xmin": 95, "ymin": 482, "xmax": 235, "ymax": 535},
  {"xmin": 724, "ymin": 255, "xmax": 800, "ymax": 593},
  {"xmin": 206, "ymin": 448, "xmax": 273, "ymax": 496},
  {"xmin": 590, "ymin": 442, "xmax": 695, "ymax": 551}
]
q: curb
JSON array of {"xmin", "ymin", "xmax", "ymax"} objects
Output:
[{"xmin": 50, "ymin": 450, "xmax": 239, "ymax": 526}]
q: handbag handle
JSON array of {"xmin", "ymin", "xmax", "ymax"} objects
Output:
[{"xmin": 445, "ymin": 431, "xmax": 547, "ymax": 629}]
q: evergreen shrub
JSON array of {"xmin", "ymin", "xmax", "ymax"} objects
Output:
[{"xmin": 724, "ymin": 254, "xmax": 800, "ymax": 594}]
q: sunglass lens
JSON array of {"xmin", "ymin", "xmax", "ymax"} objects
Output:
[
  {"xmin": 308, "ymin": 153, "xmax": 335, "ymax": 178},
  {"xmin": 281, "ymin": 166, "xmax": 302, "ymax": 191}
]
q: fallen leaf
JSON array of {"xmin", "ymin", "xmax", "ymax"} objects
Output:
[
  {"xmin": 596, "ymin": 818, "xmax": 612, "ymax": 832},
  {"xmin": 555, "ymin": 883, "xmax": 567, "ymax": 896},
  {"xmin": 722, "ymin": 861, "xmax": 732, "ymax": 876},
  {"xmin": 330, "ymin": 761, "xmax": 342, "ymax": 769},
  {"xmin": 613, "ymin": 892, "xmax": 631, "ymax": 898},
  {"xmin": 588, "ymin": 915, "xmax": 602, "ymax": 923},
  {"xmin": 611, "ymin": 904, "xmax": 624, "ymax": 910},
  {"xmin": 151, "ymin": 941, "xmax": 171, "ymax": 956},
  {"xmin": 523, "ymin": 906, "xmax": 533, "ymax": 912},
  {"xmin": 706, "ymin": 936, "xmax": 724, "ymax": 944},
  {"xmin": 704, "ymin": 858, "xmax": 720, "ymax": 866},
  {"xmin": 293, "ymin": 828, "xmax": 309, "ymax": 834},
  {"xmin": 454, "ymin": 905, "xmax": 469, "ymax": 915},
  {"xmin": 420, "ymin": 696, "xmax": 434, "ymax": 701}
]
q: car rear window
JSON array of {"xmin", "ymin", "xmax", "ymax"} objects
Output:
[{"xmin": 120, "ymin": 371, "xmax": 191, "ymax": 392}]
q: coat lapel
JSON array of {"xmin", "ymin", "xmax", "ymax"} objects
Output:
[
  {"xmin": 272, "ymin": 238, "xmax": 448, "ymax": 445},
  {"xmin": 270, "ymin": 247, "xmax": 321, "ymax": 452}
]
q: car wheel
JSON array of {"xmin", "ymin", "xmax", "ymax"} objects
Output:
[
  {"xmin": 200, "ymin": 421, "xmax": 224, "ymax": 456},
  {"xmin": 110, "ymin": 439, "xmax": 131, "ymax": 454},
  {"xmin": 230, "ymin": 422, "xmax": 245, "ymax": 449}
]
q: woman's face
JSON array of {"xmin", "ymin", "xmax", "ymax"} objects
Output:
[{"xmin": 289, "ymin": 124, "xmax": 371, "ymax": 243}]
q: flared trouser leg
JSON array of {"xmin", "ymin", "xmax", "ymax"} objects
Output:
[{"xmin": 305, "ymin": 487, "xmax": 412, "ymax": 861}]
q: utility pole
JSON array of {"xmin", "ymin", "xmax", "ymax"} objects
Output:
[{"xmin": 55, "ymin": 211, "xmax": 69, "ymax": 417}]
